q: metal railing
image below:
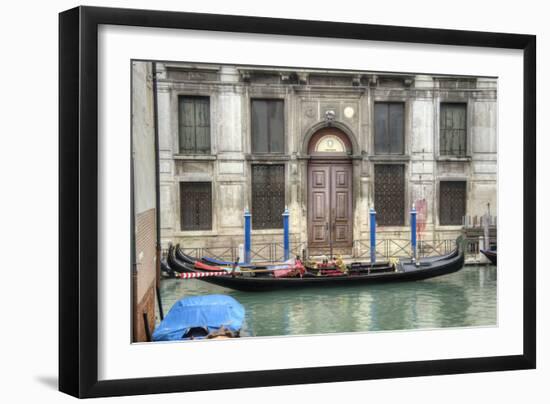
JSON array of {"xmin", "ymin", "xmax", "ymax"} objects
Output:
[
  {"xmin": 249, "ymin": 242, "xmax": 307, "ymax": 262},
  {"xmin": 463, "ymin": 215, "xmax": 497, "ymax": 228},
  {"xmin": 353, "ymin": 238, "xmax": 457, "ymax": 261},
  {"xmin": 354, "ymin": 237, "xmax": 496, "ymax": 262},
  {"xmin": 162, "ymin": 237, "xmax": 496, "ymax": 263},
  {"xmin": 162, "ymin": 241, "xmax": 306, "ymax": 263}
]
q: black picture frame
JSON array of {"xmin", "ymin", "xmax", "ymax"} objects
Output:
[{"xmin": 59, "ymin": 6, "xmax": 536, "ymax": 398}]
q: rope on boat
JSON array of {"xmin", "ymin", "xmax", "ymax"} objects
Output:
[{"xmin": 177, "ymin": 271, "xmax": 228, "ymax": 279}]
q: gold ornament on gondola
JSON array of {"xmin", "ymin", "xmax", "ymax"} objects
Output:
[
  {"xmin": 335, "ymin": 255, "xmax": 347, "ymax": 273},
  {"xmin": 389, "ymin": 257, "xmax": 400, "ymax": 270}
]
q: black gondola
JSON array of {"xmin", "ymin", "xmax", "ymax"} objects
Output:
[
  {"xmin": 175, "ymin": 245, "xmax": 263, "ymax": 269},
  {"xmin": 480, "ymin": 249, "xmax": 497, "ymax": 265},
  {"xmin": 160, "ymin": 257, "xmax": 174, "ymax": 276},
  {"xmin": 175, "ymin": 245, "xmax": 198, "ymax": 265},
  {"xmin": 179, "ymin": 238, "xmax": 465, "ymax": 292},
  {"xmin": 168, "ymin": 245, "xmax": 199, "ymax": 273}
]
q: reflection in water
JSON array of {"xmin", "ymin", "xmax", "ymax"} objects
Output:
[{"xmin": 159, "ymin": 265, "xmax": 497, "ymax": 337}]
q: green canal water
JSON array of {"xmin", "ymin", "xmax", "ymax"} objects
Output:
[{"xmin": 158, "ymin": 265, "xmax": 497, "ymax": 337}]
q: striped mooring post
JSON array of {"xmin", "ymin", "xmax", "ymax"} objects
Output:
[
  {"xmin": 178, "ymin": 271, "xmax": 228, "ymax": 279},
  {"xmin": 282, "ymin": 207, "xmax": 290, "ymax": 261},
  {"xmin": 369, "ymin": 207, "xmax": 376, "ymax": 264},
  {"xmin": 244, "ymin": 208, "xmax": 251, "ymax": 264},
  {"xmin": 410, "ymin": 204, "xmax": 417, "ymax": 262}
]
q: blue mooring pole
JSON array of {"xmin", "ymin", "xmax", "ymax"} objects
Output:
[
  {"xmin": 282, "ymin": 207, "xmax": 290, "ymax": 261},
  {"xmin": 244, "ymin": 208, "xmax": 251, "ymax": 264},
  {"xmin": 370, "ymin": 208, "xmax": 376, "ymax": 264},
  {"xmin": 410, "ymin": 204, "xmax": 417, "ymax": 262}
]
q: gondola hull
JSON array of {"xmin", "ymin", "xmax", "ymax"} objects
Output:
[
  {"xmin": 168, "ymin": 245, "xmax": 196, "ymax": 273},
  {"xmin": 480, "ymin": 249, "xmax": 497, "ymax": 265},
  {"xmin": 189, "ymin": 243, "xmax": 465, "ymax": 292},
  {"xmin": 175, "ymin": 245, "xmax": 262, "ymax": 269},
  {"xmin": 175, "ymin": 245, "xmax": 197, "ymax": 265}
]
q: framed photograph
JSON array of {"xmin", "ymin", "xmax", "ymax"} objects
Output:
[{"xmin": 59, "ymin": 6, "xmax": 536, "ymax": 398}]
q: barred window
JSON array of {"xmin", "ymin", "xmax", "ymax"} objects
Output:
[
  {"xmin": 440, "ymin": 103, "xmax": 467, "ymax": 156},
  {"xmin": 251, "ymin": 165, "xmax": 285, "ymax": 229},
  {"xmin": 374, "ymin": 164, "xmax": 405, "ymax": 226},
  {"xmin": 178, "ymin": 96, "xmax": 211, "ymax": 154},
  {"xmin": 251, "ymin": 99, "xmax": 284, "ymax": 154},
  {"xmin": 180, "ymin": 182, "xmax": 212, "ymax": 230},
  {"xmin": 439, "ymin": 181, "xmax": 466, "ymax": 225},
  {"xmin": 374, "ymin": 102, "xmax": 404, "ymax": 155}
]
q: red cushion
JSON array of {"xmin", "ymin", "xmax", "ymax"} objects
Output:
[{"xmin": 195, "ymin": 261, "xmax": 228, "ymax": 271}]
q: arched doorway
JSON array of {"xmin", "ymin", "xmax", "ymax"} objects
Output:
[{"xmin": 307, "ymin": 127, "xmax": 353, "ymax": 255}]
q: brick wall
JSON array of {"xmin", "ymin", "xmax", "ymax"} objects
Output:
[{"xmin": 133, "ymin": 208, "xmax": 157, "ymax": 342}]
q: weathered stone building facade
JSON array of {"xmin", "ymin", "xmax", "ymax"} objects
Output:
[
  {"xmin": 132, "ymin": 61, "xmax": 158, "ymax": 342},
  {"xmin": 155, "ymin": 61, "xmax": 497, "ymax": 257}
]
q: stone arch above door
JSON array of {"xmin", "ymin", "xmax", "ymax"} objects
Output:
[{"xmin": 302, "ymin": 122, "xmax": 359, "ymax": 157}]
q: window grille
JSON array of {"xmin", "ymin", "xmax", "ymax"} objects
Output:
[
  {"xmin": 180, "ymin": 182, "xmax": 212, "ymax": 230},
  {"xmin": 374, "ymin": 164, "xmax": 405, "ymax": 226},
  {"xmin": 439, "ymin": 181, "xmax": 466, "ymax": 225},
  {"xmin": 251, "ymin": 165, "xmax": 285, "ymax": 229}
]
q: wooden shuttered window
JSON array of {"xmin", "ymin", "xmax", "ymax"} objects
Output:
[
  {"xmin": 252, "ymin": 165, "xmax": 285, "ymax": 229},
  {"xmin": 178, "ymin": 96, "xmax": 211, "ymax": 154},
  {"xmin": 440, "ymin": 103, "xmax": 467, "ymax": 156},
  {"xmin": 439, "ymin": 181, "xmax": 466, "ymax": 225},
  {"xmin": 374, "ymin": 164, "xmax": 405, "ymax": 226},
  {"xmin": 180, "ymin": 182, "xmax": 212, "ymax": 230},
  {"xmin": 251, "ymin": 99, "xmax": 284, "ymax": 154},
  {"xmin": 374, "ymin": 102, "xmax": 404, "ymax": 155}
]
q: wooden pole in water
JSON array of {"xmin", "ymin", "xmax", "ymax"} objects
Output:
[
  {"xmin": 283, "ymin": 207, "xmax": 290, "ymax": 261},
  {"xmin": 411, "ymin": 204, "xmax": 417, "ymax": 262},
  {"xmin": 483, "ymin": 202, "xmax": 490, "ymax": 251},
  {"xmin": 156, "ymin": 285, "xmax": 164, "ymax": 321},
  {"xmin": 244, "ymin": 208, "xmax": 251, "ymax": 264},
  {"xmin": 370, "ymin": 207, "xmax": 376, "ymax": 265}
]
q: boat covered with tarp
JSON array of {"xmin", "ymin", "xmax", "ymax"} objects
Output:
[{"xmin": 152, "ymin": 295, "xmax": 245, "ymax": 341}]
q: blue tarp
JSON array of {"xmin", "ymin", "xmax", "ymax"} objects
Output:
[{"xmin": 152, "ymin": 295, "xmax": 245, "ymax": 341}]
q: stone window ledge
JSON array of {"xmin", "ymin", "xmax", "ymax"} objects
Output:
[
  {"xmin": 297, "ymin": 154, "xmax": 362, "ymax": 160},
  {"xmin": 245, "ymin": 154, "xmax": 290, "ymax": 161},
  {"xmin": 369, "ymin": 155, "xmax": 410, "ymax": 162},
  {"xmin": 174, "ymin": 230, "xmax": 217, "ymax": 237},
  {"xmin": 251, "ymin": 229, "xmax": 284, "ymax": 235},
  {"xmin": 173, "ymin": 154, "xmax": 217, "ymax": 161},
  {"xmin": 435, "ymin": 225, "xmax": 465, "ymax": 230},
  {"xmin": 376, "ymin": 226, "xmax": 410, "ymax": 232},
  {"xmin": 436, "ymin": 156, "xmax": 472, "ymax": 162}
]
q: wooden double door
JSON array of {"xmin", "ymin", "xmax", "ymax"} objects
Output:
[{"xmin": 308, "ymin": 162, "xmax": 353, "ymax": 251}]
